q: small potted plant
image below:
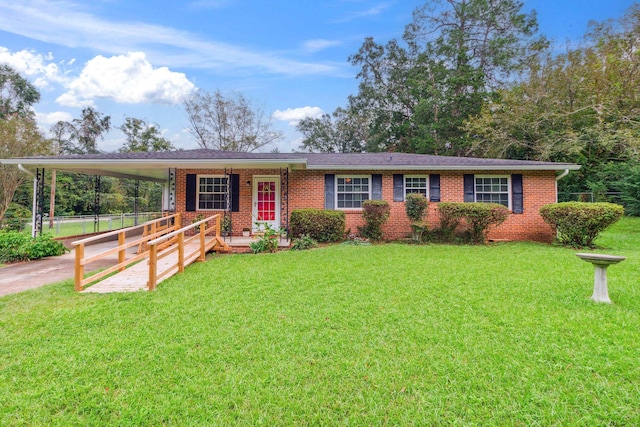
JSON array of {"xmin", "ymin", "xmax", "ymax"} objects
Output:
[
  {"xmin": 221, "ymin": 215, "xmax": 232, "ymax": 237},
  {"xmin": 242, "ymin": 227, "xmax": 251, "ymax": 237}
]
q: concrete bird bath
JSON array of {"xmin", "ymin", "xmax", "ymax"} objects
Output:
[{"xmin": 575, "ymin": 253, "xmax": 626, "ymax": 303}]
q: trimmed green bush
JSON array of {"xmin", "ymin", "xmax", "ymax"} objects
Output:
[
  {"xmin": 0, "ymin": 232, "xmax": 67, "ymax": 263},
  {"xmin": 405, "ymin": 193, "xmax": 429, "ymax": 222},
  {"xmin": 405, "ymin": 193, "xmax": 429, "ymax": 242},
  {"xmin": 290, "ymin": 209, "xmax": 345, "ymax": 243},
  {"xmin": 437, "ymin": 202, "xmax": 510, "ymax": 244},
  {"xmin": 358, "ymin": 200, "xmax": 391, "ymax": 242},
  {"xmin": 540, "ymin": 202, "xmax": 624, "ymax": 247}
]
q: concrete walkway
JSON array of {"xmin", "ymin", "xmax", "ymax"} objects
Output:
[{"xmin": 0, "ymin": 241, "xmax": 137, "ymax": 297}]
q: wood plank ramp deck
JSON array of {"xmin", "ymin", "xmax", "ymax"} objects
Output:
[{"xmin": 82, "ymin": 237, "xmax": 216, "ymax": 293}]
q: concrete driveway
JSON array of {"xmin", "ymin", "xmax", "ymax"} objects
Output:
[{"xmin": 0, "ymin": 241, "xmax": 137, "ymax": 297}]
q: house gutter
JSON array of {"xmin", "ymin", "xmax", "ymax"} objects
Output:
[{"xmin": 18, "ymin": 164, "xmax": 38, "ymax": 238}]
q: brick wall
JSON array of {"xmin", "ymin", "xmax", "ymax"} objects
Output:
[{"xmin": 176, "ymin": 168, "xmax": 557, "ymax": 242}]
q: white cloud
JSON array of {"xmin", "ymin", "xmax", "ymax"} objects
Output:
[
  {"xmin": 303, "ymin": 39, "xmax": 342, "ymax": 53},
  {"xmin": 0, "ymin": 1, "xmax": 339, "ymax": 76},
  {"xmin": 333, "ymin": 2, "xmax": 391, "ymax": 23},
  {"xmin": 59, "ymin": 52, "xmax": 196, "ymax": 106},
  {"xmin": 273, "ymin": 106, "xmax": 324, "ymax": 126},
  {"xmin": 0, "ymin": 47, "xmax": 66, "ymax": 89},
  {"xmin": 54, "ymin": 93, "xmax": 95, "ymax": 108},
  {"xmin": 35, "ymin": 110, "xmax": 73, "ymax": 126}
]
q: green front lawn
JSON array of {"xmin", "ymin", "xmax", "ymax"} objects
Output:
[{"xmin": 1, "ymin": 218, "xmax": 639, "ymax": 425}]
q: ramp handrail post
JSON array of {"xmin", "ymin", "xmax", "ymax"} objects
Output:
[
  {"xmin": 74, "ymin": 243, "xmax": 85, "ymax": 292},
  {"xmin": 178, "ymin": 232, "xmax": 185, "ymax": 273},
  {"xmin": 148, "ymin": 243, "xmax": 158, "ymax": 291},
  {"xmin": 199, "ymin": 219, "xmax": 206, "ymax": 262},
  {"xmin": 118, "ymin": 230, "xmax": 126, "ymax": 271}
]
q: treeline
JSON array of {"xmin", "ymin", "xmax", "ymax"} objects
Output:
[{"xmin": 298, "ymin": 0, "xmax": 640, "ymax": 214}]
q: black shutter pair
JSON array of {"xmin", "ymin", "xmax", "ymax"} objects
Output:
[
  {"xmin": 463, "ymin": 173, "xmax": 524, "ymax": 214},
  {"xmin": 324, "ymin": 174, "xmax": 383, "ymax": 209},
  {"xmin": 392, "ymin": 174, "xmax": 441, "ymax": 202},
  {"xmin": 185, "ymin": 174, "xmax": 239, "ymax": 212}
]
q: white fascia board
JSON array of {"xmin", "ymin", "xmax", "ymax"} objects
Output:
[
  {"xmin": 305, "ymin": 164, "xmax": 581, "ymax": 171},
  {"xmin": 3, "ymin": 158, "xmax": 308, "ymax": 167}
]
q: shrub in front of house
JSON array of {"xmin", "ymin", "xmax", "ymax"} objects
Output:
[
  {"xmin": 405, "ymin": 193, "xmax": 429, "ymax": 243},
  {"xmin": 250, "ymin": 224, "xmax": 280, "ymax": 254},
  {"xmin": 358, "ymin": 200, "xmax": 391, "ymax": 242},
  {"xmin": 290, "ymin": 209, "xmax": 345, "ymax": 243},
  {"xmin": 291, "ymin": 234, "xmax": 318, "ymax": 250},
  {"xmin": 539, "ymin": 202, "xmax": 624, "ymax": 247},
  {"xmin": 0, "ymin": 232, "xmax": 67, "ymax": 263},
  {"xmin": 437, "ymin": 202, "xmax": 510, "ymax": 244}
]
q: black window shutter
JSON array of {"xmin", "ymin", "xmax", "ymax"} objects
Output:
[
  {"xmin": 429, "ymin": 174, "xmax": 441, "ymax": 202},
  {"xmin": 511, "ymin": 174, "xmax": 523, "ymax": 214},
  {"xmin": 186, "ymin": 174, "xmax": 197, "ymax": 211},
  {"xmin": 372, "ymin": 174, "xmax": 382, "ymax": 200},
  {"xmin": 393, "ymin": 174, "xmax": 404, "ymax": 202},
  {"xmin": 324, "ymin": 174, "xmax": 335, "ymax": 210},
  {"xmin": 230, "ymin": 174, "xmax": 240, "ymax": 212},
  {"xmin": 463, "ymin": 174, "xmax": 475, "ymax": 202}
]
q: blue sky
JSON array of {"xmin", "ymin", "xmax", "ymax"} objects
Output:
[{"xmin": 0, "ymin": 0, "xmax": 637, "ymax": 153}]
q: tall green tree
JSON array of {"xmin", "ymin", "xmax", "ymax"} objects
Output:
[
  {"xmin": 346, "ymin": 0, "xmax": 546, "ymax": 155},
  {"xmin": 0, "ymin": 66, "xmax": 48, "ymax": 219},
  {"xmin": 53, "ymin": 107, "xmax": 111, "ymax": 154},
  {"xmin": 296, "ymin": 107, "xmax": 367, "ymax": 153},
  {"xmin": 118, "ymin": 117, "xmax": 172, "ymax": 212},
  {"xmin": 48, "ymin": 108, "xmax": 113, "ymax": 216},
  {"xmin": 465, "ymin": 4, "xmax": 640, "ymax": 208},
  {"xmin": 0, "ymin": 64, "xmax": 40, "ymax": 119},
  {"xmin": 119, "ymin": 117, "xmax": 175, "ymax": 153},
  {"xmin": 0, "ymin": 117, "xmax": 50, "ymax": 218}
]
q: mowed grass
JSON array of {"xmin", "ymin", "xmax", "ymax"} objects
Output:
[{"xmin": 1, "ymin": 218, "xmax": 639, "ymax": 425}]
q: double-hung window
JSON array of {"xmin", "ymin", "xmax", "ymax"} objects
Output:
[
  {"xmin": 475, "ymin": 176, "xmax": 510, "ymax": 207},
  {"xmin": 404, "ymin": 176, "xmax": 428, "ymax": 197},
  {"xmin": 336, "ymin": 176, "xmax": 369, "ymax": 209},
  {"xmin": 198, "ymin": 176, "xmax": 228, "ymax": 210}
]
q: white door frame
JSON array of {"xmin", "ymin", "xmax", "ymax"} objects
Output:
[{"xmin": 252, "ymin": 175, "xmax": 280, "ymax": 231}]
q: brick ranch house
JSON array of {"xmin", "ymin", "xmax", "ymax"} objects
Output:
[{"xmin": 3, "ymin": 149, "xmax": 580, "ymax": 242}]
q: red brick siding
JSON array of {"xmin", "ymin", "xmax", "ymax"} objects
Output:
[{"xmin": 176, "ymin": 168, "xmax": 557, "ymax": 242}]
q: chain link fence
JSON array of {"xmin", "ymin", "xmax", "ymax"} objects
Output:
[{"xmin": 1, "ymin": 212, "xmax": 163, "ymax": 237}]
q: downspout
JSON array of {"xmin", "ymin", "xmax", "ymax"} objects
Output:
[
  {"xmin": 18, "ymin": 164, "xmax": 38, "ymax": 238},
  {"xmin": 555, "ymin": 169, "xmax": 570, "ymax": 203}
]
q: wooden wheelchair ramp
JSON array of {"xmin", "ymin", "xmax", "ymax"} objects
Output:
[
  {"xmin": 73, "ymin": 214, "xmax": 229, "ymax": 293},
  {"xmin": 82, "ymin": 237, "xmax": 219, "ymax": 293}
]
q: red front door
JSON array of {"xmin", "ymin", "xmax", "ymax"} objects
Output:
[{"xmin": 252, "ymin": 176, "xmax": 280, "ymax": 231}]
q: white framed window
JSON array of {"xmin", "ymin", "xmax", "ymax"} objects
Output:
[
  {"xmin": 475, "ymin": 175, "xmax": 510, "ymax": 207},
  {"xmin": 197, "ymin": 175, "xmax": 228, "ymax": 210},
  {"xmin": 336, "ymin": 175, "xmax": 370, "ymax": 209},
  {"xmin": 404, "ymin": 175, "xmax": 428, "ymax": 197}
]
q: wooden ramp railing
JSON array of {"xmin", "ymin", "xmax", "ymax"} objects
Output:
[
  {"xmin": 73, "ymin": 214, "xmax": 182, "ymax": 291},
  {"xmin": 73, "ymin": 213, "xmax": 230, "ymax": 292},
  {"xmin": 147, "ymin": 214, "xmax": 230, "ymax": 290}
]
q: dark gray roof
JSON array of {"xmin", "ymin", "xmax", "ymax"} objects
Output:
[
  {"xmin": 1, "ymin": 149, "xmax": 580, "ymax": 181},
  {"xmin": 16, "ymin": 148, "xmax": 577, "ymax": 169}
]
